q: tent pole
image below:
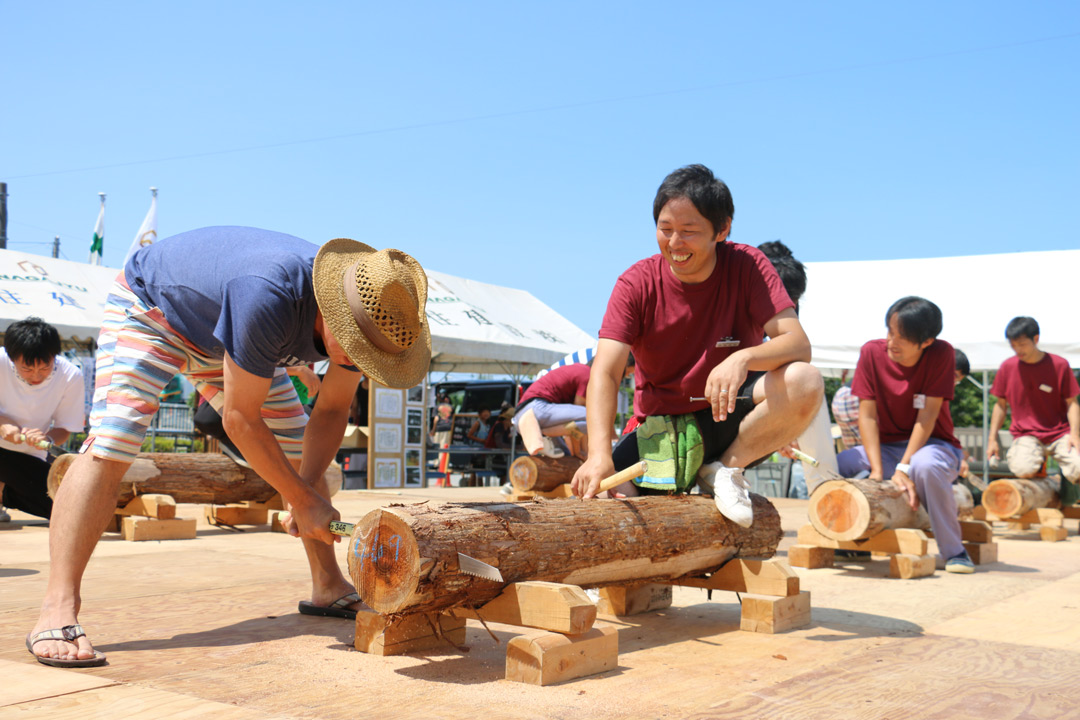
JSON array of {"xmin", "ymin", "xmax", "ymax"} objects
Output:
[{"xmin": 982, "ymin": 370, "xmax": 990, "ymax": 487}]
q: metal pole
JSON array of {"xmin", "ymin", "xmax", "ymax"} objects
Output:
[
  {"xmin": 0, "ymin": 182, "xmax": 8, "ymax": 249},
  {"xmin": 982, "ymin": 370, "xmax": 990, "ymax": 487},
  {"xmin": 52, "ymin": 235, "xmax": 60, "ymax": 258}
]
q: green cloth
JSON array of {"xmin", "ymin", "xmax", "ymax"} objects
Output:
[
  {"xmin": 634, "ymin": 413, "xmax": 705, "ymax": 493},
  {"xmin": 1060, "ymin": 476, "xmax": 1080, "ymax": 507},
  {"xmin": 290, "ymin": 375, "xmax": 309, "ymax": 405}
]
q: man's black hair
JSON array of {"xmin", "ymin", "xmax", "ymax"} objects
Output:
[
  {"xmin": 1005, "ymin": 316, "xmax": 1040, "ymax": 342},
  {"xmin": 758, "ymin": 240, "xmax": 807, "ymax": 309},
  {"xmin": 885, "ymin": 296, "xmax": 942, "ymax": 345},
  {"xmin": 652, "ymin": 164, "xmax": 734, "ymax": 238},
  {"xmin": 3, "ymin": 316, "xmax": 61, "ymax": 365},
  {"xmin": 954, "ymin": 348, "xmax": 970, "ymax": 378}
]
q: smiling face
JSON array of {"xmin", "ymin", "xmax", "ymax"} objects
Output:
[
  {"xmin": 13, "ymin": 356, "xmax": 55, "ymax": 386},
  {"xmin": 655, "ymin": 197, "xmax": 730, "ymax": 284},
  {"xmin": 885, "ymin": 315, "xmax": 933, "ymax": 367}
]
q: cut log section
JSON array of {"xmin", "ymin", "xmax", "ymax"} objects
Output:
[
  {"xmin": 47, "ymin": 452, "xmax": 277, "ymax": 506},
  {"xmin": 981, "ymin": 477, "xmax": 1060, "ymax": 519},
  {"xmin": 348, "ymin": 494, "xmax": 782, "ymax": 615},
  {"xmin": 809, "ymin": 478, "xmax": 929, "ymax": 541},
  {"xmin": 508, "ymin": 455, "xmax": 584, "ymax": 493},
  {"xmin": 809, "ymin": 478, "xmax": 974, "ymax": 541}
]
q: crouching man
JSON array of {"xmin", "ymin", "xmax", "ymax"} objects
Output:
[{"xmin": 571, "ymin": 164, "xmax": 822, "ymax": 526}]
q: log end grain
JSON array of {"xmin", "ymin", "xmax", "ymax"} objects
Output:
[
  {"xmin": 808, "ymin": 479, "xmax": 871, "ymax": 542},
  {"xmin": 46, "ymin": 453, "xmax": 78, "ymax": 499},
  {"xmin": 982, "ymin": 479, "xmax": 1023, "ymax": 518},
  {"xmin": 348, "ymin": 508, "xmax": 426, "ymax": 615}
]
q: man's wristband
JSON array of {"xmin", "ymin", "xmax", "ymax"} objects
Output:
[{"xmin": 895, "ymin": 462, "xmax": 912, "ymax": 476}]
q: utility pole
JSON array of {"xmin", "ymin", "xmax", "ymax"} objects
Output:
[
  {"xmin": 0, "ymin": 182, "xmax": 8, "ymax": 249},
  {"xmin": 53, "ymin": 235, "xmax": 60, "ymax": 258}
]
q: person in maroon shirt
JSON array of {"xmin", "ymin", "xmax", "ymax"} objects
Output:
[
  {"xmin": 571, "ymin": 165, "xmax": 823, "ymax": 528},
  {"xmin": 987, "ymin": 316, "xmax": 1080, "ymax": 504},
  {"xmin": 837, "ymin": 296, "xmax": 973, "ymax": 573}
]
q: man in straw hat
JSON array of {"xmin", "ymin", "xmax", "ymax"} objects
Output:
[{"xmin": 26, "ymin": 226, "xmax": 430, "ymax": 668}]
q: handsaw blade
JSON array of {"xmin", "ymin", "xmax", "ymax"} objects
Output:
[{"xmin": 457, "ymin": 553, "xmax": 504, "ymax": 583}]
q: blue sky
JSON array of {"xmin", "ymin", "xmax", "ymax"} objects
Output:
[{"xmin": 3, "ymin": 2, "xmax": 1077, "ymax": 338}]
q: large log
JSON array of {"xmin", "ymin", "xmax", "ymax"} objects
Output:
[
  {"xmin": 347, "ymin": 494, "xmax": 782, "ymax": 615},
  {"xmin": 809, "ymin": 478, "xmax": 975, "ymax": 541},
  {"xmin": 508, "ymin": 455, "xmax": 584, "ymax": 493},
  {"xmin": 981, "ymin": 477, "xmax": 1060, "ymax": 518},
  {"xmin": 47, "ymin": 452, "xmax": 278, "ymax": 506}
]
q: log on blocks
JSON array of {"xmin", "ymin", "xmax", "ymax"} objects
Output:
[
  {"xmin": 808, "ymin": 478, "xmax": 973, "ymax": 541},
  {"xmin": 348, "ymin": 494, "xmax": 783, "ymax": 615},
  {"xmin": 48, "ymin": 452, "xmax": 277, "ymax": 506},
  {"xmin": 981, "ymin": 477, "xmax": 1060, "ymax": 519},
  {"xmin": 508, "ymin": 455, "xmax": 583, "ymax": 493}
]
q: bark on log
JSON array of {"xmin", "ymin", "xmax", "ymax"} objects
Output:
[
  {"xmin": 47, "ymin": 452, "xmax": 278, "ymax": 506},
  {"xmin": 981, "ymin": 477, "xmax": 1060, "ymax": 518},
  {"xmin": 347, "ymin": 494, "xmax": 782, "ymax": 616},
  {"xmin": 810, "ymin": 478, "xmax": 976, "ymax": 540},
  {"xmin": 508, "ymin": 455, "xmax": 584, "ymax": 493}
]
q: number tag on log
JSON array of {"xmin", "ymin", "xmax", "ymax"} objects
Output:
[{"xmin": 913, "ymin": 394, "xmax": 926, "ymax": 409}]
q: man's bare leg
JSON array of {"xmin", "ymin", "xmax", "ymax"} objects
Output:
[
  {"xmin": 516, "ymin": 409, "xmax": 545, "ymax": 455},
  {"xmin": 720, "ymin": 362, "xmax": 823, "ymax": 468},
  {"xmin": 289, "ymin": 460, "xmax": 364, "ymax": 612},
  {"xmin": 30, "ymin": 453, "xmax": 130, "ymax": 662}
]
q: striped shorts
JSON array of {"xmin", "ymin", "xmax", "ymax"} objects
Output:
[{"xmin": 85, "ymin": 275, "xmax": 307, "ymax": 462}]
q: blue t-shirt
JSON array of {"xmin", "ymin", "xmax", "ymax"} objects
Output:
[{"xmin": 126, "ymin": 227, "xmax": 328, "ymax": 378}]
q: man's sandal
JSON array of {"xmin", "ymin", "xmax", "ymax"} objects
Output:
[
  {"xmin": 298, "ymin": 592, "xmax": 361, "ymax": 620},
  {"xmin": 26, "ymin": 624, "xmax": 107, "ymax": 668}
]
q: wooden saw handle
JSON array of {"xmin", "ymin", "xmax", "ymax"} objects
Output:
[{"xmin": 595, "ymin": 460, "xmax": 648, "ymax": 495}]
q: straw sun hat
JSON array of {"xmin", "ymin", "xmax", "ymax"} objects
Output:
[{"xmin": 313, "ymin": 239, "xmax": 431, "ymax": 388}]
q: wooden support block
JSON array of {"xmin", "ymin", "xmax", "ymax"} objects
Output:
[
  {"xmin": 104, "ymin": 514, "xmax": 122, "ymax": 533},
  {"xmin": 1027, "ymin": 508, "xmax": 1065, "ymax": 528},
  {"xmin": 270, "ymin": 511, "xmax": 287, "ymax": 533},
  {"xmin": 513, "ymin": 485, "xmax": 575, "ymax": 502},
  {"xmin": 354, "ymin": 609, "xmax": 466, "ymax": 656},
  {"xmin": 964, "ymin": 541, "xmax": 998, "ymax": 564},
  {"xmin": 121, "ymin": 516, "xmax": 197, "ymax": 542},
  {"xmin": 889, "ymin": 554, "xmax": 936, "ymax": 579},
  {"xmin": 452, "ymin": 582, "xmax": 596, "ymax": 635},
  {"xmin": 796, "ymin": 524, "xmax": 929, "ymax": 557},
  {"xmin": 972, "ymin": 505, "xmax": 988, "ymax": 521},
  {"xmin": 674, "ymin": 558, "xmax": 800, "ymax": 597},
  {"xmin": 739, "ymin": 591, "xmax": 811, "ymax": 634},
  {"xmin": 1040, "ymin": 526, "xmax": 1068, "ymax": 542},
  {"xmin": 596, "ymin": 584, "xmax": 672, "ymax": 616},
  {"xmin": 1008, "ymin": 522, "xmax": 1032, "ymax": 531},
  {"xmin": 958, "ymin": 520, "xmax": 994, "ymax": 544},
  {"xmin": 117, "ymin": 493, "xmax": 176, "ymax": 520},
  {"xmin": 204, "ymin": 504, "xmax": 269, "ymax": 526},
  {"xmin": 1061, "ymin": 505, "xmax": 1080, "ymax": 520},
  {"xmin": 505, "ymin": 626, "xmax": 618, "ymax": 686},
  {"xmin": 786, "ymin": 544, "xmax": 834, "ymax": 569}
]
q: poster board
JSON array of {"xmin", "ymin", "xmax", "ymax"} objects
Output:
[{"xmin": 367, "ymin": 381, "xmax": 426, "ymax": 488}]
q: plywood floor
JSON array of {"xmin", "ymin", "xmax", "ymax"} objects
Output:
[{"xmin": 2, "ymin": 488, "xmax": 1079, "ymax": 719}]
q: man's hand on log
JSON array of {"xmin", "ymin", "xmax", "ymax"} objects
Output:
[
  {"xmin": 891, "ymin": 470, "xmax": 919, "ymax": 510},
  {"xmin": 571, "ymin": 454, "xmax": 615, "ymax": 499},
  {"xmin": 288, "ymin": 493, "xmax": 341, "ymax": 544}
]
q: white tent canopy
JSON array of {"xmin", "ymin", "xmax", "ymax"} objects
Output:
[
  {"xmin": 0, "ymin": 250, "xmax": 119, "ymax": 344},
  {"xmin": 799, "ymin": 249, "xmax": 1080, "ymax": 372},
  {"xmin": 425, "ymin": 269, "xmax": 596, "ymax": 377},
  {"xmin": 0, "ymin": 250, "xmax": 596, "ymax": 377}
]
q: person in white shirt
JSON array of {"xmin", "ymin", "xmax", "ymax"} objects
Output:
[{"xmin": 0, "ymin": 317, "xmax": 86, "ymax": 521}]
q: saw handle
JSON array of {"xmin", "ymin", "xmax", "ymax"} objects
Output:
[
  {"xmin": 12, "ymin": 433, "xmax": 51, "ymax": 451},
  {"xmin": 595, "ymin": 460, "xmax": 648, "ymax": 495},
  {"xmin": 329, "ymin": 520, "xmax": 354, "ymax": 537}
]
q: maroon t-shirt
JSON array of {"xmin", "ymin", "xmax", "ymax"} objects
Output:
[
  {"xmin": 990, "ymin": 353, "xmax": 1079, "ymax": 444},
  {"xmin": 599, "ymin": 242, "xmax": 793, "ymax": 419},
  {"xmin": 521, "ymin": 363, "xmax": 591, "ymax": 405},
  {"xmin": 851, "ymin": 338, "xmax": 960, "ymax": 448}
]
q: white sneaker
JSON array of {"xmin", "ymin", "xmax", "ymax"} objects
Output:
[
  {"xmin": 584, "ymin": 588, "xmax": 601, "ymax": 604},
  {"xmin": 698, "ymin": 461, "xmax": 753, "ymax": 528},
  {"xmin": 0, "ymin": 506, "xmax": 10, "ymax": 523},
  {"xmin": 540, "ymin": 437, "xmax": 565, "ymax": 459},
  {"xmin": 499, "ymin": 482, "xmax": 514, "ymax": 496}
]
